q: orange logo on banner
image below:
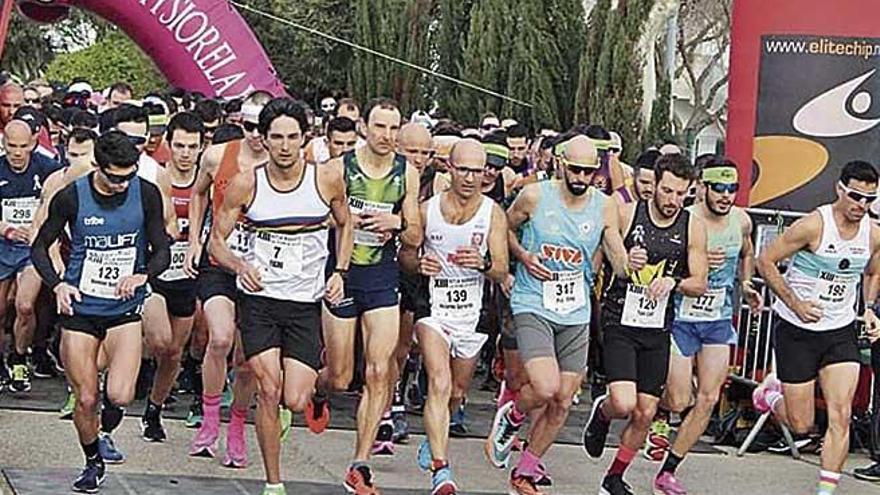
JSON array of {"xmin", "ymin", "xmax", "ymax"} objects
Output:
[{"xmin": 750, "ymin": 135, "xmax": 829, "ymax": 205}]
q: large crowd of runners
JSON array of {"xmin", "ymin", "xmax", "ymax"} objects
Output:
[{"xmin": 0, "ymin": 79, "xmax": 878, "ymax": 495}]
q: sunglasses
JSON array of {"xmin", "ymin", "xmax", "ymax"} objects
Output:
[
  {"xmin": 452, "ymin": 165, "xmax": 484, "ymax": 178},
  {"xmin": 560, "ymin": 158, "xmax": 598, "ymax": 175},
  {"xmin": 707, "ymin": 182, "xmax": 739, "ymax": 194},
  {"xmin": 839, "ymin": 181, "xmax": 878, "ymax": 204},
  {"xmin": 24, "ymin": 98, "xmax": 39, "ymax": 105},
  {"xmin": 243, "ymin": 121, "xmax": 259, "ymax": 133},
  {"xmin": 125, "ymin": 134, "xmax": 147, "ymax": 146},
  {"xmin": 102, "ymin": 167, "xmax": 138, "ymax": 184},
  {"xmin": 481, "ymin": 124, "xmax": 498, "ymax": 131}
]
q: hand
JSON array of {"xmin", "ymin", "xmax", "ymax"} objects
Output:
[
  {"xmin": 627, "ymin": 245, "xmax": 647, "ymax": 273},
  {"xmin": 360, "ymin": 212, "xmax": 401, "ymax": 233},
  {"xmin": 453, "ymin": 246, "xmax": 485, "ymax": 271},
  {"xmin": 324, "ymin": 272, "xmax": 345, "ymax": 306},
  {"xmin": 237, "ymin": 262, "xmax": 263, "ymax": 292},
  {"xmin": 183, "ymin": 241, "xmax": 202, "ymax": 279},
  {"xmin": 116, "ymin": 274, "xmax": 148, "ymax": 300},
  {"xmin": 54, "ymin": 282, "xmax": 81, "ymax": 316},
  {"xmin": 647, "ymin": 276, "xmax": 676, "ymax": 300},
  {"xmin": 523, "ymin": 252, "xmax": 552, "ymax": 281},
  {"xmin": 707, "ymin": 247, "xmax": 726, "ymax": 270},
  {"xmin": 742, "ymin": 281, "xmax": 763, "ymax": 315},
  {"xmin": 419, "ymin": 253, "xmax": 442, "ymax": 276},
  {"xmin": 865, "ymin": 308, "xmax": 880, "ymax": 343},
  {"xmin": 500, "ymin": 274, "xmax": 515, "ymax": 298},
  {"xmin": 793, "ymin": 299, "xmax": 823, "ymax": 324},
  {"xmin": 5, "ymin": 226, "xmax": 31, "ymax": 244}
]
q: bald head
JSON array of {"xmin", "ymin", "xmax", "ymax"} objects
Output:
[
  {"xmin": 563, "ymin": 135, "xmax": 598, "ymax": 167},
  {"xmin": 450, "ymin": 138, "xmax": 486, "ymax": 167},
  {"xmin": 0, "ymin": 84, "xmax": 23, "ymax": 125},
  {"xmin": 398, "ymin": 122, "xmax": 433, "ymax": 171},
  {"xmin": 4, "ymin": 120, "xmax": 35, "ymax": 169}
]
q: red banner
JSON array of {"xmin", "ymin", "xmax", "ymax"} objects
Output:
[{"xmin": 728, "ymin": 0, "xmax": 880, "ymax": 210}]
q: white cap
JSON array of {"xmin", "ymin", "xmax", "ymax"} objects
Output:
[
  {"xmin": 501, "ymin": 118, "xmax": 518, "ymax": 129},
  {"xmin": 68, "ymin": 82, "xmax": 93, "ymax": 94},
  {"xmin": 609, "ymin": 131, "xmax": 622, "ymax": 152}
]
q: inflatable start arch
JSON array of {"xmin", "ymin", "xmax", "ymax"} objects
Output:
[{"xmin": 17, "ymin": 0, "xmax": 287, "ymax": 98}]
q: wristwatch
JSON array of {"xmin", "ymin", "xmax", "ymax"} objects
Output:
[
  {"xmin": 395, "ymin": 216, "xmax": 408, "ymax": 233},
  {"xmin": 334, "ymin": 267, "xmax": 349, "ymax": 281},
  {"xmin": 477, "ymin": 256, "xmax": 492, "ymax": 273}
]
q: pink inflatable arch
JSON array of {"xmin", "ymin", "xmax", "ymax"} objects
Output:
[{"xmin": 17, "ymin": 0, "xmax": 287, "ymax": 98}]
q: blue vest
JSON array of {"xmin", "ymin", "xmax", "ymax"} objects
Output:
[
  {"xmin": 0, "ymin": 154, "xmax": 61, "ymax": 257},
  {"xmin": 64, "ymin": 176, "xmax": 148, "ymax": 316},
  {"xmin": 510, "ymin": 180, "xmax": 605, "ymax": 325}
]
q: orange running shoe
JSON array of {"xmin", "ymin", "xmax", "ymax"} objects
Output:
[
  {"xmin": 305, "ymin": 394, "xmax": 330, "ymax": 434},
  {"xmin": 343, "ymin": 464, "xmax": 381, "ymax": 494}
]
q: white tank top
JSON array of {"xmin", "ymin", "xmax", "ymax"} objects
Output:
[
  {"xmin": 773, "ymin": 204, "xmax": 871, "ymax": 331},
  {"xmin": 424, "ymin": 194, "xmax": 493, "ymax": 322},
  {"xmin": 238, "ymin": 163, "xmax": 331, "ymax": 302},
  {"xmin": 137, "ymin": 154, "xmax": 160, "ymax": 184}
]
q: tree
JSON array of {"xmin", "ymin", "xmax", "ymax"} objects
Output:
[
  {"xmin": 1, "ymin": 10, "xmax": 54, "ymax": 82},
  {"xmin": 546, "ymin": 0, "xmax": 587, "ymax": 127},
  {"xmin": 674, "ymin": 0, "xmax": 730, "ymax": 141},
  {"xmin": 45, "ymin": 31, "xmax": 165, "ymax": 95}
]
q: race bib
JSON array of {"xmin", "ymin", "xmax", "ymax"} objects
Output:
[
  {"xmin": 226, "ymin": 223, "xmax": 250, "ymax": 256},
  {"xmin": 542, "ymin": 270, "xmax": 586, "ymax": 315},
  {"xmin": 253, "ymin": 231, "xmax": 304, "ymax": 280},
  {"xmin": 679, "ymin": 287, "xmax": 726, "ymax": 321},
  {"xmin": 430, "ymin": 276, "xmax": 483, "ymax": 319},
  {"xmin": 351, "ymin": 197, "xmax": 394, "ymax": 247},
  {"xmin": 158, "ymin": 242, "xmax": 189, "ymax": 282},
  {"xmin": 815, "ymin": 271, "xmax": 857, "ymax": 307},
  {"xmin": 79, "ymin": 247, "xmax": 136, "ymax": 299},
  {"xmin": 2, "ymin": 197, "xmax": 38, "ymax": 227},
  {"xmin": 621, "ymin": 284, "xmax": 669, "ymax": 328}
]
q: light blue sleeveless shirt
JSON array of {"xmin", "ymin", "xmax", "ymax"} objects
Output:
[{"xmin": 510, "ymin": 180, "xmax": 605, "ymax": 325}]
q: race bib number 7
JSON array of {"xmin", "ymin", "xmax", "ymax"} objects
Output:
[
  {"xmin": 621, "ymin": 284, "xmax": 669, "ymax": 329},
  {"xmin": 253, "ymin": 231, "xmax": 304, "ymax": 280}
]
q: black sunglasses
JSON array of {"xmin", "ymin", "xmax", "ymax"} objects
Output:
[
  {"xmin": 102, "ymin": 167, "xmax": 138, "ymax": 184},
  {"xmin": 708, "ymin": 182, "xmax": 739, "ymax": 194},
  {"xmin": 242, "ymin": 121, "xmax": 259, "ymax": 133}
]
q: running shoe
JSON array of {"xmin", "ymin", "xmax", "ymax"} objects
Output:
[
  {"xmin": 752, "ymin": 373, "xmax": 782, "ymax": 414},
  {"xmin": 417, "ymin": 438, "xmax": 432, "ymax": 471},
  {"xmin": 224, "ymin": 413, "xmax": 248, "ymax": 468},
  {"xmin": 71, "ymin": 461, "xmax": 105, "ymax": 494},
  {"xmin": 98, "ymin": 433, "xmax": 125, "ymax": 464},
  {"xmin": 372, "ymin": 417, "xmax": 395, "ymax": 456},
  {"xmin": 391, "ymin": 411, "xmax": 409, "ymax": 444},
  {"xmin": 32, "ymin": 348, "xmax": 58, "ymax": 378},
  {"xmin": 48, "ymin": 338, "xmax": 65, "ymax": 373},
  {"xmin": 430, "ymin": 463, "xmax": 457, "ymax": 495},
  {"xmin": 185, "ymin": 396, "xmax": 203, "ymax": 429},
  {"xmin": 60, "ymin": 388, "xmax": 76, "ymax": 420},
  {"xmin": 599, "ymin": 474, "xmax": 634, "ymax": 495},
  {"xmin": 449, "ymin": 405, "xmax": 468, "ymax": 437},
  {"xmin": 855, "ymin": 462, "xmax": 880, "ymax": 482},
  {"xmin": 509, "ymin": 470, "xmax": 544, "ymax": 495},
  {"xmin": 261, "ymin": 484, "xmax": 287, "ymax": 495},
  {"xmin": 305, "ymin": 394, "xmax": 330, "ymax": 434},
  {"xmin": 189, "ymin": 418, "xmax": 219, "ymax": 458},
  {"xmin": 343, "ymin": 463, "xmax": 380, "ymax": 494},
  {"xmin": 643, "ymin": 418, "xmax": 671, "ymax": 462},
  {"xmin": 280, "ymin": 406, "xmax": 293, "ymax": 442},
  {"xmin": 653, "ymin": 471, "xmax": 687, "ymax": 495},
  {"xmin": 582, "ymin": 394, "xmax": 610, "ymax": 459},
  {"xmin": 142, "ymin": 412, "xmax": 167, "ymax": 442},
  {"xmin": 534, "ymin": 462, "xmax": 552, "ymax": 487},
  {"xmin": 0, "ymin": 355, "xmax": 9, "ymax": 392},
  {"xmin": 9, "ymin": 363, "xmax": 31, "ymax": 393},
  {"xmin": 484, "ymin": 401, "xmax": 522, "ymax": 469}
]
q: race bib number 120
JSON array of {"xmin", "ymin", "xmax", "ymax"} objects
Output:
[{"xmin": 621, "ymin": 284, "xmax": 668, "ymax": 328}]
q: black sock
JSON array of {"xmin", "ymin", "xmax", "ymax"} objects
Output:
[
  {"xmin": 82, "ymin": 439, "xmax": 103, "ymax": 465},
  {"xmin": 101, "ymin": 394, "xmax": 124, "ymax": 434},
  {"xmin": 9, "ymin": 351, "xmax": 26, "ymax": 366},
  {"xmin": 144, "ymin": 399, "xmax": 162, "ymax": 419},
  {"xmin": 656, "ymin": 407, "xmax": 671, "ymax": 422},
  {"xmin": 661, "ymin": 450, "xmax": 684, "ymax": 475},
  {"xmin": 192, "ymin": 365, "xmax": 203, "ymax": 396}
]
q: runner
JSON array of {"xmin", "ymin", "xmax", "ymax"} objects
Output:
[
  {"xmin": 485, "ymin": 136, "xmax": 634, "ymax": 495},
  {"xmin": 313, "ymin": 97, "xmax": 421, "ymax": 494},
  {"xmin": 753, "ymin": 160, "xmax": 880, "ymax": 495},
  {"xmin": 209, "ymin": 97, "xmax": 352, "ymax": 495},
  {"xmin": 183, "ymin": 90, "xmax": 271, "ymax": 465},
  {"xmin": 30, "ymin": 131, "xmax": 170, "ymax": 493},
  {"xmin": 480, "ymin": 131, "xmax": 515, "ymax": 205},
  {"xmin": 395, "ymin": 138, "xmax": 507, "ymax": 494},
  {"xmin": 581, "ymin": 153, "xmax": 708, "ymax": 495},
  {"xmin": 392, "ymin": 121, "xmax": 434, "ymax": 444},
  {"xmin": 650, "ymin": 157, "xmax": 763, "ymax": 494},
  {"xmin": 140, "ymin": 112, "xmax": 205, "ymax": 442},
  {"xmin": 304, "ymin": 116, "xmax": 358, "ymax": 165},
  {"xmin": 0, "ymin": 118, "xmax": 62, "ymax": 393}
]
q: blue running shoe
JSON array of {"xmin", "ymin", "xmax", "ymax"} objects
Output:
[
  {"xmin": 98, "ymin": 433, "xmax": 125, "ymax": 464},
  {"xmin": 430, "ymin": 464, "xmax": 457, "ymax": 495},
  {"xmin": 417, "ymin": 438, "xmax": 432, "ymax": 471},
  {"xmin": 484, "ymin": 401, "xmax": 521, "ymax": 469},
  {"xmin": 72, "ymin": 462, "xmax": 105, "ymax": 493},
  {"xmin": 449, "ymin": 406, "xmax": 467, "ymax": 437}
]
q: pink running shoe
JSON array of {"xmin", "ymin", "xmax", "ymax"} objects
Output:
[
  {"xmin": 189, "ymin": 419, "xmax": 219, "ymax": 457},
  {"xmin": 752, "ymin": 373, "xmax": 782, "ymax": 414},
  {"xmin": 223, "ymin": 413, "xmax": 248, "ymax": 468},
  {"xmin": 371, "ymin": 440, "xmax": 395, "ymax": 456},
  {"xmin": 653, "ymin": 472, "xmax": 687, "ymax": 495}
]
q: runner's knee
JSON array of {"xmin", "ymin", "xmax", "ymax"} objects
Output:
[
  {"xmin": 14, "ymin": 295, "xmax": 34, "ymax": 319},
  {"xmin": 666, "ymin": 389, "xmax": 693, "ymax": 413},
  {"xmin": 365, "ymin": 360, "xmax": 391, "ymax": 387},
  {"xmin": 608, "ymin": 393, "xmax": 637, "ymax": 417},
  {"xmin": 76, "ymin": 390, "xmax": 99, "ymax": 415},
  {"xmin": 206, "ymin": 327, "xmax": 235, "ymax": 356},
  {"xmin": 283, "ymin": 391, "xmax": 311, "ymax": 413},
  {"xmin": 530, "ymin": 377, "xmax": 560, "ymax": 405},
  {"xmin": 428, "ymin": 371, "xmax": 452, "ymax": 400}
]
